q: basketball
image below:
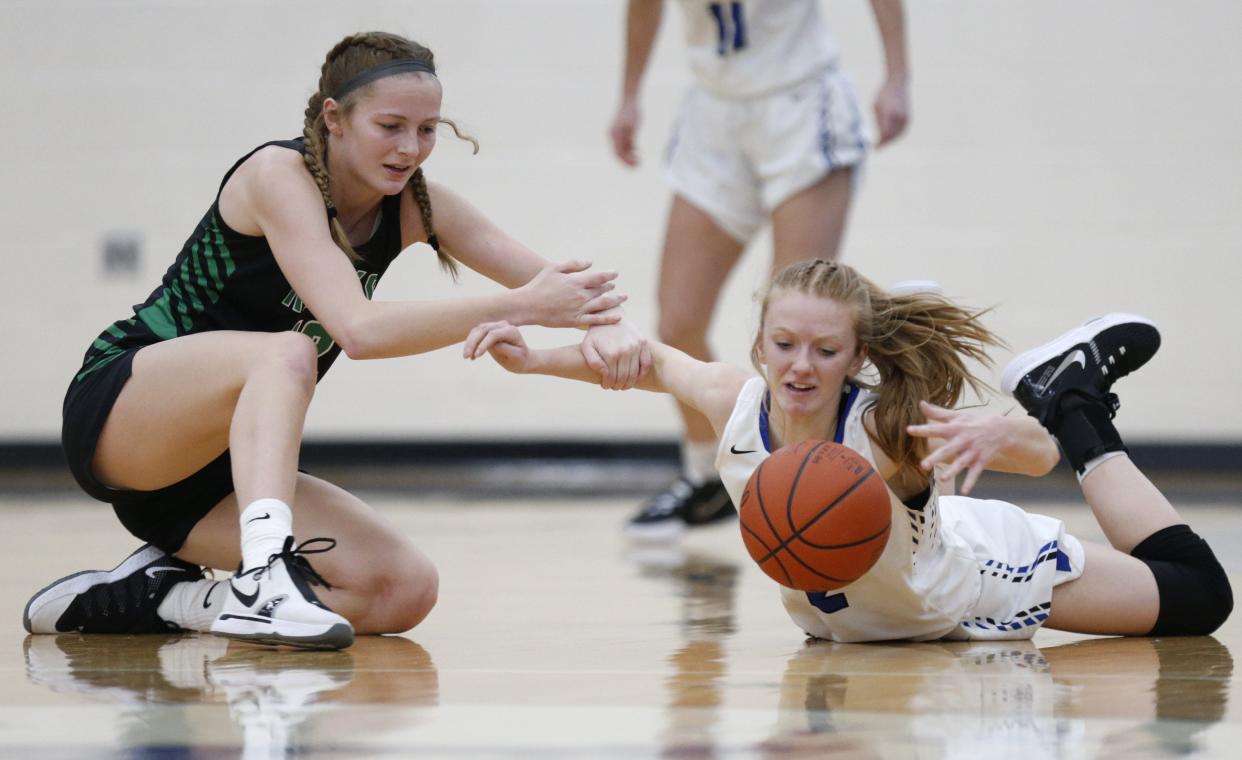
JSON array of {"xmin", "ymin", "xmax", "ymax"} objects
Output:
[{"xmin": 739, "ymin": 440, "xmax": 891, "ymax": 591}]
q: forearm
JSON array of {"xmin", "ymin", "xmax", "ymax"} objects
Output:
[
  {"xmin": 869, "ymin": 0, "xmax": 910, "ymax": 82},
  {"xmin": 342, "ymin": 292, "xmax": 530, "ymax": 360},
  {"xmin": 510, "ymin": 339, "xmax": 741, "ymax": 435},
  {"xmin": 525, "ymin": 343, "xmax": 668, "ymax": 393},
  {"xmin": 620, "ymin": 0, "xmax": 663, "ymax": 99},
  {"xmin": 989, "ymin": 414, "xmax": 1061, "ymax": 476}
]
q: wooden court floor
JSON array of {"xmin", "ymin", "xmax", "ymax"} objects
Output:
[{"xmin": 1, "ymin": 491, "xmax": 1239, "ymax": 758}]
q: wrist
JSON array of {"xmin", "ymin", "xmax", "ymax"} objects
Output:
[
  {"xmin": 522, "ymin": 348, "xmax": 547, "ymax": 375},
  {"xmin": 505, "ymin": 288, "xmax": 535, "ymax": 327}
]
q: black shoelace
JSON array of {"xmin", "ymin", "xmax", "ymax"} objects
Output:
[{"xmin": 238, "ymin": 536, "xmax": 338, "ymax": 590}]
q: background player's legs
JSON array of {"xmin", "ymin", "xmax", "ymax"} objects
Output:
[
  {"xmin": 657, "ymin": 196, "xmax": 746, "ymax": 448},
  {"xmin": 178, "ymin": 473, "xmax": 438, "ymax": 635},
  {"xmin": 628, "ymin": 196, "xmax": 746, "ymax": 540},
  {"xmin": 770, "ymin": 168, "xmax": 854, "ymax": 269}
]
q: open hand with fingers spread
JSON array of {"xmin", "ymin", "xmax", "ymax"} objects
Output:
[
  {"xmin": 906, "ymin": 401, "xmax": 1009, "ymax": 495},
  {"xmin": 518, "ymin": 260, "xmax": 626, "ymax": 329}
]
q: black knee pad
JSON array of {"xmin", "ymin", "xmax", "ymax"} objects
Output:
[{"xmin": 1132, "ymin": 524, "xmax": 1233, "ymax": 636}]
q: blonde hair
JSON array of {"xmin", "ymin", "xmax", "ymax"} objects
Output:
[
  {"xmin": 751, "ymin": 259, "xmax": 1002, "ymax": 481},
  {"xmin": 302, "ymin": 31, "xmax": 478, "ymax": 276}
]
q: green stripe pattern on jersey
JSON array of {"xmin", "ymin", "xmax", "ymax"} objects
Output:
[{"xmin": 77, "ymin": 213, "xmax": 236, "ymax": 382}]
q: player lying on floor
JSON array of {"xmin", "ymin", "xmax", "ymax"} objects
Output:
[{"xmin": 465, "ymin": 258, "xmax": 1231, "ymax": 641}]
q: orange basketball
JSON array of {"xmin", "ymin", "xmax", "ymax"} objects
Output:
[{"xmin": 739, "ymin": 440, "xmax": 891, "ymax": 591}]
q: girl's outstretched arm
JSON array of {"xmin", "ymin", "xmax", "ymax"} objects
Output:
[
  {"xmin": 229, "ymin": 150, "xmax": 627, "ymax": 360},
  {"xmin": 464, "ymin": 321, "xmax": 748, "ymax": 435}
]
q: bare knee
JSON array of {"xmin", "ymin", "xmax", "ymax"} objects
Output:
[
  {"xmin": 359, "ymin": 552, "xmax": 440, "ymax": 634},
  {"xmin": 258, "ymin": 331, "xmax": 318, "ymax": 396}
]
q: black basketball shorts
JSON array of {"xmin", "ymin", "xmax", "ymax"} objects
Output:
[{"xmin": 61, "ymin": 348, "xmax": 235, "ymax": 554}]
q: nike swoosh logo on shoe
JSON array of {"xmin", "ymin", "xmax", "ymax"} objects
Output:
[
  {"xmin": 203, "ymin": 581, "xmax": 222, "ymax": 609},
  {"xmin": 245, "ymin": 513, "xmax": 272, "ymax": 524},
  {"xmin": 231, "ymin": 583, "xmax": 260, "ymax": 607},
  {"xmin": 730, "ymin": 444, "xmax": 757, "ymax": 455},
  {"xmin": 145, "ymin": 566, "xmax": 188, "ymax": 580},
  {"xmin": 1041, "ymin": 349, "xmax": 1086, "ymax": 392}
]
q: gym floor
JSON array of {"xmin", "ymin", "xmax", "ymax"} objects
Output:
[{"xmin": 2, "ymin": 480, "xmax": 1239, "ymax": 758}]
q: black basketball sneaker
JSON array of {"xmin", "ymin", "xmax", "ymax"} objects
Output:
[
  {"xmin": 1001, "ymin": 313, "xmax": 1161, "ymax": 472},
  {"xmin": 24, "ymin": 544, "xmax": 204, "ymax": 634},
  {"xmin": 625, "ymin": 478, "xmax": 737, "ymax": 542},
  {"xmin": 1002, "ymin": 313, "xmax": 1160, "ymax": 422}
]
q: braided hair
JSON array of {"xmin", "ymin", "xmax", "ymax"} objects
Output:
[{"xmin": 302, "ymin": 32, "xmax": 478, "ymax": 276}]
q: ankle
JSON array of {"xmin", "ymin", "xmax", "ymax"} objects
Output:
[
  {"xmin": 1048, "ymin": 398, "xmax": 1127, "ymax": 475},
  {"xmin": 156, "ymin": 578, "xmax": 225, "ymax": 632},
  {"xmin": 240, "ymin": 498, "xmax": 293, "ymax": 571}
]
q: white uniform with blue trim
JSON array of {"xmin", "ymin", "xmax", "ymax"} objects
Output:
[
  {"xmin": 716, "ymin": 378, "xmax": 1086, "ymax": 642},
  {"xmin": 677, "ymin": 0, "xmax": 840, "ymax": 98},
  {"xmin": 664, "ymin": 0, "xmax": 869, "ymax": 243}
]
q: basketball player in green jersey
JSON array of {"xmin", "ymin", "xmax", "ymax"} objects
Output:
[{"xmin": 24, "ymin": 32, "xmax": 650, "ymax": 650}]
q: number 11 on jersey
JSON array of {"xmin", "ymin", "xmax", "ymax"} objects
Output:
[{"xmin": 709, "ymin": 2, "xmax": 747, "ymax": 56}]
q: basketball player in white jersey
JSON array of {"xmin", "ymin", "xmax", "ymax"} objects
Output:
[
  {"xmin": 465, "ymin": 259, "xmax": 1231, "ymax": 641},
  {"xmin": 609, "ymin": 0, "xmax": 911, "ymax": 540}
]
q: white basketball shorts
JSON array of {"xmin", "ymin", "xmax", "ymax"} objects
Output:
[
  {"xmin": 662, "ymin": 65, "xmax": 870, "ymax": 243},
  {"xmin": 940, "ymin": 496, "xmax": 1087, "ymax": 641}
]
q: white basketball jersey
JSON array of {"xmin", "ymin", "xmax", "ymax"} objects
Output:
[
  {"xmin": 675, "ymin": 0, "xmax": 840, "ymax": 98},
  {"xmin": 715, "ymin": 378, "xmax": 983, "ymax": 642}
]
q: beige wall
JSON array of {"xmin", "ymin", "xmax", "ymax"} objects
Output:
[{"xmin": 2, "ymin": 1, "xmax": 1239, "ymax": 442}]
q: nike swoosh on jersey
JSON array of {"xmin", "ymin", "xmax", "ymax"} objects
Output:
[
  {"xmin": 730, "ymin": 444, "xmax": 757, "ymax": 455},
  {"xmin": 145, "ymin": 566, "xmax": 188, "ymax": 580},
  {"xmin": 230, "ymin": 582, "xmax": 261, "ymax": 608}
]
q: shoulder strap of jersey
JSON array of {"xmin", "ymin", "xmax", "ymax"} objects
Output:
[{"xmin": 215, "ymin": 138, "xmax": 306, "ymax": 198}]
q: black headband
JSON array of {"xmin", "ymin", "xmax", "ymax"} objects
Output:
[{"xmin": 332, "ymin": 59, "xmax": 437, "ymax": 100}]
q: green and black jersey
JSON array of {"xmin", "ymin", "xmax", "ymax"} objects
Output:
[{"xmin": 74, "ymin": 139, "xmax": 405, "ymax": 385}]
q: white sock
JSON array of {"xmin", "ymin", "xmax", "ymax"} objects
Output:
[
  {"xmin": 1077, "ymin": 451, "xmax": 1127, "ymax": 483},
  {"xmin": 157, "ymin": 579, "xmax": 227, "ymax": 632},
  {"xmin": 681, "ymin": 440, "xmax": 719, "ymax": 486},
  {"xmin": 240, "ymin": 498, "xmax": 293, "ymax": 572}
]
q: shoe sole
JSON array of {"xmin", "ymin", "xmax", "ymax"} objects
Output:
[
  {"xmin": 1001, "ymin": 313, "xmax": 1157, "ymax": 397},
  {"xmin": 211, "ymin": 618, "xmax": 355, "ymax": 651},
  {"xmin": 23, "ymin": 544, "xmax": 164, "ymax": 633}
]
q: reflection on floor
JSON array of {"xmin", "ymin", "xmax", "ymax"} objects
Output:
[{"xmin": 1, "ymin": 496, "xmax": 1239, "ymax": 758}]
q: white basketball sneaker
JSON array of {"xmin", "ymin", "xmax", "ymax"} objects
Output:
[{"xmin": 210, "ymin": 537, "xmax": 354, "ymax": 650}]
